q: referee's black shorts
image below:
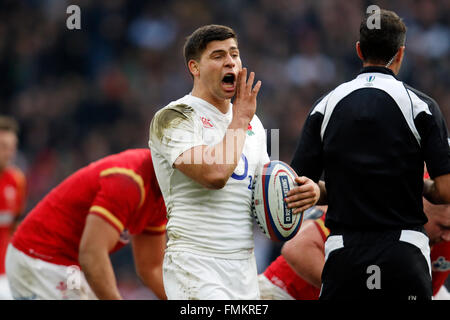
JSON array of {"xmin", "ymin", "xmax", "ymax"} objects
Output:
[{"xmin": 319, "ymin": 228, "xmax": 432, "ymax": 300}]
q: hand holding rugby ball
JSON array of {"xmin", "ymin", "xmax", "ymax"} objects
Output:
[{"xmin": 252, "ymin": 161, "xmax": 305, "ymax": 241}]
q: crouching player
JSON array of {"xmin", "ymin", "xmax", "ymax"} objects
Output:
[{"xmin": 6, "ymin": 149, "xmax": 167, "ymax": 300}]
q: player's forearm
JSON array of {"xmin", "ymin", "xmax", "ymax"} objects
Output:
[
  {"xmin": 175, "ymin": 119, "xmax": 248, "ymax": 189},
  {"xmin": 424, "ymin": 175, "xmax": 450, "ymax": 204},
  {"xmin": 137, "ymin": 265, "xmax": 167, "ymax": 300},
  {"xmin": 221, "ymin": 114, "xmax": 250, "ymax": 161},
  {"xmin": 79, "ymin": 250, "xmax": 122, "ymax": 300},
  {"xmin": 283, "ymin": 245, "xmax": 324, "ymax": 288},
  {"xmin": 317, "ymin": 180, "xmax": 327, "ymax": 205},
  {"xmin": 204, "ymin": 120, "xmax": 248, "ymax": 179},
  {"xmin": 281, "ymin": 221, "xmax": 325, "ymax": 288},
  {"xmin": 295, "ymin": 249, "xmax": 324, "ymax": 288}
]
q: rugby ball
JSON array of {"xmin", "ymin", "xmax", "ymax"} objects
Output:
[{"xmin": 251, "ymin": 160, "xmax": 304, "ymax": 241}]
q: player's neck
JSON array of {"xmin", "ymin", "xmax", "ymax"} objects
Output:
[
  {"xmin": 191, "ymin": 89, "xmax": 231, "ymax": 114},
  {"xmin": 362, "ymin": 62, "xmax": 400, "ymax": 75}
]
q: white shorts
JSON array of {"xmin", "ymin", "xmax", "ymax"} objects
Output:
[
  {"xmin": 258, "ymin": 274, "xmax": 294, "ymax": 300},
  {"xmin": 433, "ymin": 285, "xmax": 450, "ymax": 300},
  {"xmin": 0, "ymin": 274, "xmax": 12, "ymax": 300},
  {"xmin": 163, "ymin": 251, "xmax": 260, "ymax": 300},
  {"xmin": 5, "ymin": 244, "xmax": 97, "ymax": 300}
]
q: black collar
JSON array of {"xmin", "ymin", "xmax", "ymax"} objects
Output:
[{"xmin": 358, "ymin": 66, "xmax": 397, "ymax": 79}]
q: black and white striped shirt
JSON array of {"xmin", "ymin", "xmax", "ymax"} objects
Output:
[{"xmin": 292, "ymin": 66, "xmax": 450, "ymax": 232}]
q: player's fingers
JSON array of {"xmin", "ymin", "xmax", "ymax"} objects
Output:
[
  {"xmin": 294, "ymin": 176, "xmax": 309, "ymax": 185},
  {"xmin": 285, "ymin": 190, "xmax": 316, "ymax": 203},
  {"xmin": 290, "ymin": 184, "xmax": 316, "ymax": 195},
  {"xmin": 293, "ymin": 200, "xmax": 317, "ymax": 214},
  {"xmin": 252, "ymin": 80, "xmax": 262, "ymax": 98},
  {"xmin": 286, "ymin": 183, "xmax": 315, "ymax": 197},
  {"xmin": 246, "ymin": 71, "xmax": 255, "ymax": 94},
  {"xmin": 288, "ymin": 178, "xmax": 319, "ymax": 197},
  {"xmin": 286, "ymin": 197, "xmax": 315, "ymax": 209},
  {"xmin": 235, "ymin": 69, "xmax": 242, "ymax": 97},
  {"xmin": 239, "ymin": 67, "xmax": 247, "ymax": 94},
  {"xmin": 293, "ymin": 205, "xmax": 311, "ymax": 215}
]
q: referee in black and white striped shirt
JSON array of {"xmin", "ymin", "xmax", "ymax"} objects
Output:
[{"xmin": 290, "ymin": 9, "xmax": 450, "ymax": 300}]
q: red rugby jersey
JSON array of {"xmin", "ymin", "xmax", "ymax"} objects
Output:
[
  {"xmin": 431, "ymin": 241, "xmax": 450, "ymax": 295},
  {"xmin": 0, "ymin": 166, "xmax": 26, "ymax": 274},
  {"xmin": 263, "ymin": 215, "xmax": 329, "ymax": 300},
  {"xmin": 12, "ymin": 149, "xmax": 166, "ymax": 266},
  {"xmin": 423, "ymin": 170, "xmax": 449, "ymax": 295}
]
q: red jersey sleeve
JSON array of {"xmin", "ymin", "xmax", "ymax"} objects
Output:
[
  {"xmin": 141, "ymin": 195, "xmax": 167, "ymax": 236},
  {"xmin": 89, "ymin": 172, "xmax": 142, "ymax": 234}
]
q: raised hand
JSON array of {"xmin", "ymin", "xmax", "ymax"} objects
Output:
[{"xmin": 233, "ymin": 68, "xmax": 262, "ymax": 124}]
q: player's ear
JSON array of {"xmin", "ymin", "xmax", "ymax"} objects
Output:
[
  {"xmin": 356, "ymin": 41, "xmax": 365, "ymax": 61},
  {"xmin": 188, "ymin": 60, "xmax": 200, "ymax": 77},
  {"xmin": 396, "ymin": 46, "xmax": 405, "ymax": 64}
]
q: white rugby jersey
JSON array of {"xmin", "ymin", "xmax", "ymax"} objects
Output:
[{"xmin": 149, "ymin": 94, "xmax": 270, "ymax": 258}]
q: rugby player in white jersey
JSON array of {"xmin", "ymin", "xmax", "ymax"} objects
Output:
[{"xmin": 149, "ymin": 24, "xmax": 320, "ymax": 300}]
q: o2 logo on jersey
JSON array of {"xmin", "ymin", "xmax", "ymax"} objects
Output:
[
  {"xmin": 231, "ymin": 154, "xmax": 253, "ymax": 190},
  {"xmin": 432, "ymin": 256, "xmax": 450, "ymax": 272}
]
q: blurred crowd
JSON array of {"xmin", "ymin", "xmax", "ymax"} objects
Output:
[{"xmin": 0, "ymin": 0, "xmax": 448, "ymax": 298}]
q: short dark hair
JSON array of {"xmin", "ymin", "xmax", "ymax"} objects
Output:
[
  {"xmin": 359, "ymin": 9, "xmax": 407, "ymax": 64},
  {"xmin": 0, "ymin": 116, "xmax": 19, "ymax": 134},
  {"xmin": 183, "ymin": 24, "xmax": 237, "ymax": 65}
]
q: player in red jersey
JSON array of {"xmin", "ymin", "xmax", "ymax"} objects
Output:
[
  {"xmin": 424, "ymin": 197, "xmax": 450, "ymax": 299},
  {"xmin": 0, "ymin": 117, "xmax": 26, "ymax": 299},
  {"xmin": 258, "ymin": 207, "xmax": 327, "ymax": 300},
  {"xmin": 423, "ymin": 159, "xmax": 450, "ymax": 299},
  {"xmin": 5, "ymin": 149, "xmax": 167, "ymax": 300},
  {"xmin": 260, "ymin": 202, "xmax": 450, "ymax": 300}
]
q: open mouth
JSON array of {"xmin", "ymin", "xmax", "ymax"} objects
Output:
[
  {"xmin": 221, "ymin": 73, "xmax": 236, "ymax": 92},
  {"xmin": 222, "ymin": 73, "xmax": 235, "ymax": 84}
]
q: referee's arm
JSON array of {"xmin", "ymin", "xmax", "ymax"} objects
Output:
[
  {"xmin": 411, "ymin": 88, "xmax": 450, "ymax": 205},
  {"xmin": 423, "ymin": 174, "xmax": 450, "ymax": 204},
  {"xmin": 317, "ymin": 181, "xmax": 327, "ymax": 205}
]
